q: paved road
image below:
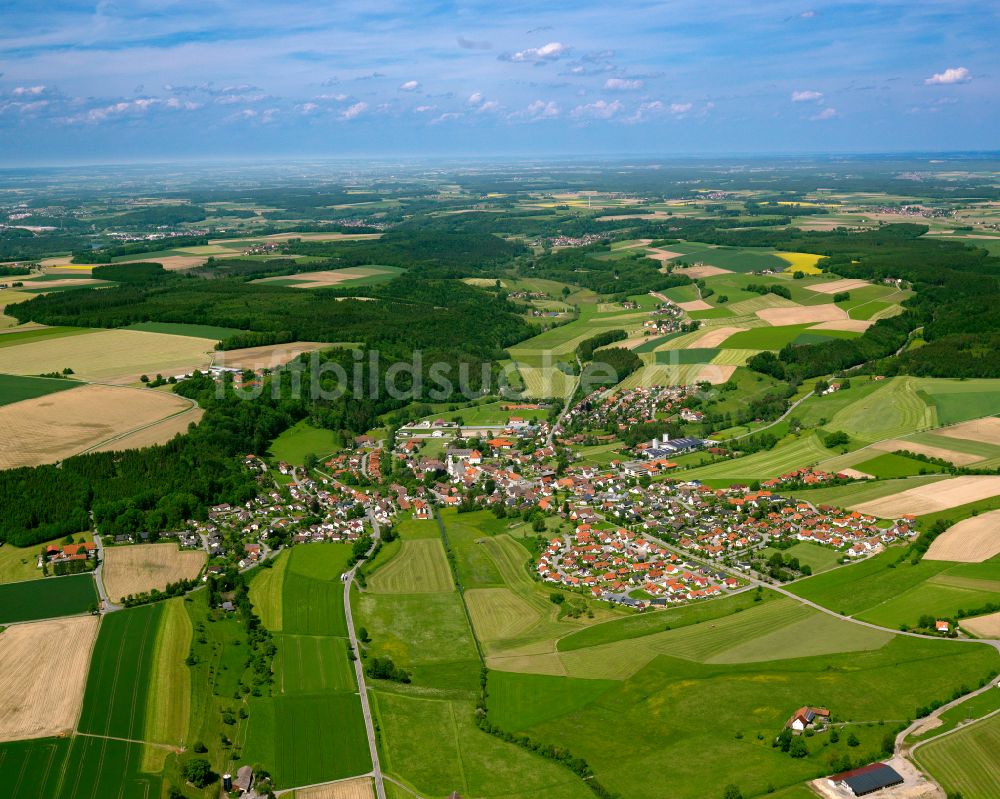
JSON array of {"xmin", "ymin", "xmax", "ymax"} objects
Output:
[
  {"xmin": 343, "ymin": 513, "xmax": 386, "ymax": 799},
  {"xmin": 91, "ymin": 534, "xmax": 121, "ymax": 612},
  {"xmin": 726, "ymin": 390, "xmax": 815, "ymax": 442},
  {"xmin": 896, "ymin": 679, "xmax": 1000, "ymax": 757}
]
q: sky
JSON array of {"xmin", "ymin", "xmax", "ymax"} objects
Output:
[{"xmin": 0, "ymin": 0, "xmax": 997, "ymax": 164}]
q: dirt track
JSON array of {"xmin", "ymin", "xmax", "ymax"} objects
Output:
[{"xmin": 294, "ymin": 778, "xmax": 375, "ymax": 799}]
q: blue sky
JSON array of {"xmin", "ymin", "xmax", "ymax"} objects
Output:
[{"xmin": 0, "ymin": 0, "xmax": 996, "ymax": 163}]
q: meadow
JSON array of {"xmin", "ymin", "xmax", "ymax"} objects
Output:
[
  {"xmin": 268, "ymin": 419, "xmax": 342, "ymax": 465},
  {"xmin": 498, "ymin": 636, "xmax": 996, "ymax": 799},
  {"xmin": 0, "ymin": 532, "xmax": 90, "ymax": 584},
  {"xmin": 0, "ymin": 572, "xmax": 98, "ymax": 623}
]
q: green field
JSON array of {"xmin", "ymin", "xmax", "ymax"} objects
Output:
[
  {"xmin": 558, "ymin": 590, "xmax": 779, "ymax": 652},
  {"xmin": 0, "ymin": 738, "xmax": 71, "ymax": 799},
  {"xmin": 0, "ymin": 736, "xmax": 162, "ymax": 799},
  {"xmin": 374, "ymin": 691, "xmax": 586, "ymax": 799},
  {"xmin": 268, "ymin": 419, "xmax": 342, "ymax": 465},
  {"xmin": 916, "ymin": 711, "xmax": 1000, "ymax": 799},
  {"xmin": 916, "ymin": 378, "xmax": 1000, "ymax": 425},
  {"xmin": 825, "ymin": 376, "xmax": 935, "ymax": 443},
  {"xmin": 785, "ymin": 549, "xmax": 1000, "ymax": 628},
  {"xmin": 0, "ymin": 372, "xmax": 79, "ymax": 406},
  {"xmin": 671, "ymin": 242, "xmax": 788, "ymax": 272},
  {"xmin": 720, "ymin": 324, "xmax": 816, "ymax": 350},
  {"xmin": 77, "ymin": 602, "xmax": 163, "ymax": 740},
  {"xmin": 0, "ymin": 326, "xmax": 96, "ymax": 348},
  {"xmin": 853, "ymin": 451, "xmax": 937, "ymax": 478},
  {"xmin": 275, "ymin": 633, "xmax": 356, "ymax": 693},
  {"xmin": 0, "ymin": 573, "xmax": 98, "ymax": 623},
  {"xmin": 126, "ymin": 321, "xmax": 246, "ymax": 340},
  {"xmin": 281, "ymin": 545, "xmax": 352, "ymax": 637},
  {"xmin": 488, "ymin": 671, "xmax": 618, "ymax": 730},
  {"xmin": 243, "ymin": 694, "xmax": 371, "ymax": 787},
  {"xmin": 60, "ymin": 736, "xmax": 163, "ymax": 799},
  {"xmin": 654, "ymin": 347, "xmax": 720, "ymax": 365}
]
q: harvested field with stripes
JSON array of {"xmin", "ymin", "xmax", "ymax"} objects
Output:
[
  {"xmin": 0, "ymin": 384, "xmax": 195, "ymax": 468},
  {"xmin": 0, "ymin": 615, "xmax": 99, "ymax": 742},
  {"xmin": 937, "ymin": 416, "xmax": 1000, "ymax": 447},
  {"xmin": 925, "ymin": 510, "xmax": 1000, "ymax": 563},
  {"xmin": 101, "ymin": 543, "xmax": 206, "ymax": 603},
  {"xmin": 0, "ymin": 328, "xmax": 217, "ymax": 383},
  {"xmin": 852, "ymin": 476, "xmax": 1000, "ymax": 518}
]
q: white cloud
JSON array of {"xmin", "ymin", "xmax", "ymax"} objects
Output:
[
  {"xmin": 791, "ymin": 90, "xmax": 823, "ymax": 102},
  {"xmin": 298, "ymin": 102, "xmax": 319, "ymax": 114},
  {"xmin": 467, "ymin": 91, "xmax": 484, "ymax": 105},
  {"xmin": 810, "ymin": 107, "xmax": 838, "ymax": 120},
  {"xmin": 340, "ymin": 101, "xmax": 368, "ymax": 120},
  {"xmin": 669, "ymin": 102, "xmax": 693, "ymax": 114},
  {"xmin": 164, "ymin": 97, "xmax": 200, "ymax": 111},
  {"xmin": 399, "ymin": 80, "xmax": 420, "ymax": 92},
  {"xmin": 624, "ymin": 100, "xmax": 663, "ymax": 123},
  {"xmin": 509, "ymin": 99, "xmax": 560, "ymax": 121},
  {"xmin": 605, "ymin": 78, "xmax": 643, "ymax": 91},
  {"xmin": 476, "ymin": 100, "xmax": 500, "ymax": 113},
  {"xmin": 431, "ymin": 111, "xmax": 462, "ymax": 124},
  {"xmin": 414, "ymin": 105, "xmax": 435, "ymax": 113},
  {"xmin": 316, "ymin": 93, "xmax": 349, "ymax": 101},
  {"xmin": 500, "ymin": 42, "xmax": 567, "ymax": 63},
  {"xmin": 800, "ymin": 10, "xmax": 816, "ymax": 18},
  {"xmin": 12, "ymin": 85, "xmax": 46, "ymax": 96},
  {"xmin": 216, "ymin": 92, "xmax": 266, "ymax": 105},
  {"xmin": 571, "ymin": 99, "xmax": 622, "ymax": 119},
  {"xmin": 925, "ymin": 67, "xmax": 970, "ymax": 85}
]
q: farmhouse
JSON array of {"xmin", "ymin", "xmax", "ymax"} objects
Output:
[{"xmin": 785, "ymin": 705, "xmax": 830, "ymax": 732}]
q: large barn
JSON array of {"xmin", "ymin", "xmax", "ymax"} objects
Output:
[{"xmin": 828, "ymin": 763, "xmax": 904, "ymax": 796}]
